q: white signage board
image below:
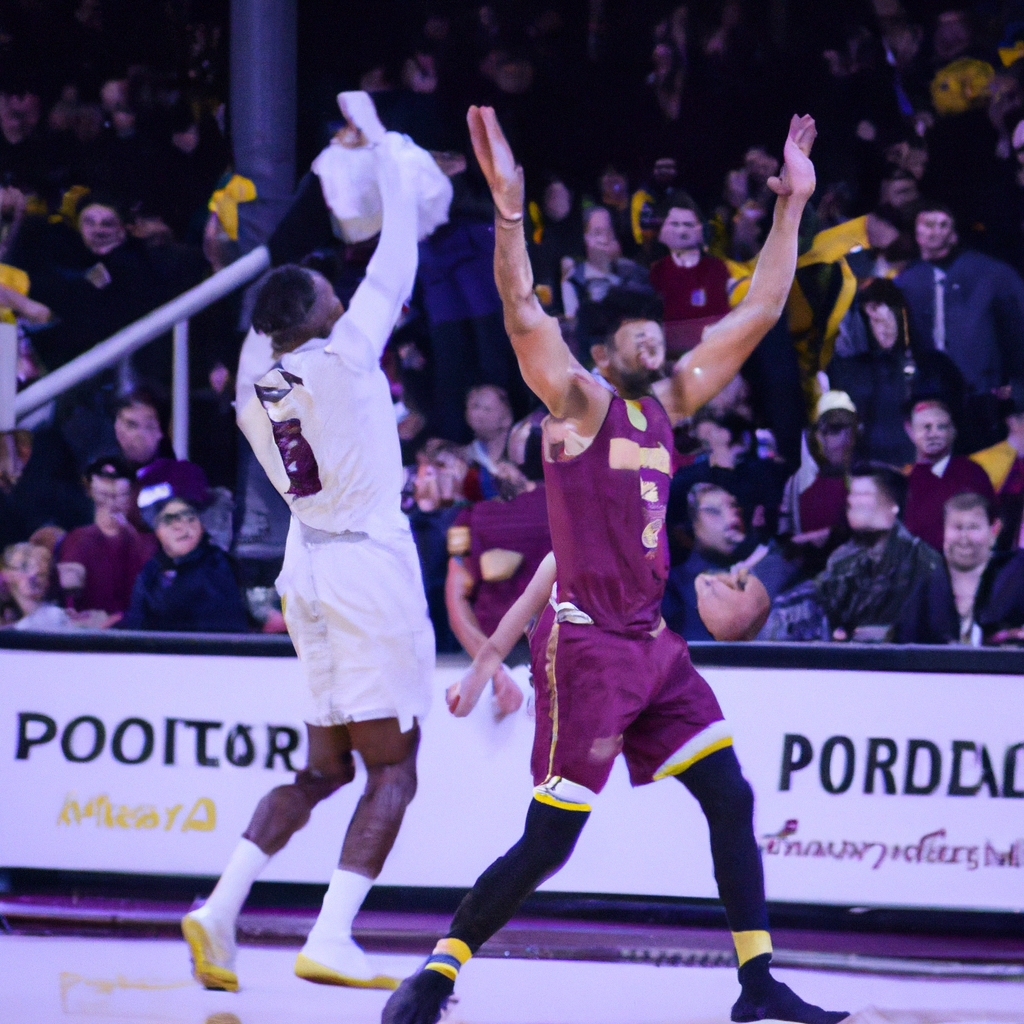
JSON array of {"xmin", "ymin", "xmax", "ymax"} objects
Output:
[{"xmin": 1, "ymin": 649, "xmax": 1021, "ymax": 912}]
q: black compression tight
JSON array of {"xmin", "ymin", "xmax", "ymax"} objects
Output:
[
  {"xmin": 678, "ymin": 746, "xmax": 770, "ymax": 933},
  {"xmin": 447, "ymin": 798, "xmax": 589, "ymax": 953}
]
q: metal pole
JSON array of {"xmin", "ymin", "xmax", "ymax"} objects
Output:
[
  {"xmin": 172, "ymin": 320, "xmax": 190, "ymax": 460},
  {"xmin": 0, "ymin": 321, "xmax": 17, "ymax": 432},
  {"xmin": 231, "ymin": 0, "xmax": 297, "ymax": 249}
]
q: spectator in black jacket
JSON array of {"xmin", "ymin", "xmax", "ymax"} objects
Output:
[
  {"xmin": 122, "ymin": 497, "xmax": 248, "ymax": 632},
  {"xmin": 896, "ymin": 491, "xmax": 1024, "ymax": 645}
]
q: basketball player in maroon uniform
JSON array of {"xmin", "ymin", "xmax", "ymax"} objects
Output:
[{"xmin": 383, "ymin": 109, "xmax": 848, "ymax": 1024}]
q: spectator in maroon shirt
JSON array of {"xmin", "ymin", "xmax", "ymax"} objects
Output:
[
  {"xmin": 648, "ymin": 196, "xmax": 731, "ymax": 357},
  {"xmin": 56, "ymin": 457, "xmax": 156, "ymax": 617},
  {"xmin": 903, "ymin": 398, "xmax": 994, "ymax": 551}
]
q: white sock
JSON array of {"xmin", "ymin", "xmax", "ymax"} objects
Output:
[
  {"xmin": 305, "ymin": 869, "xmax": 373, "ymax": 945},
  {"xmin": 200, "ymin": 838, "xmax": 271, "ymax": 924}
]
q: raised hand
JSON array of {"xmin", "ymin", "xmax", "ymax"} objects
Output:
[
  {"xmin": 767, "ymin": 114, "xmax": 816, "ymax": 201},
  {"xmin": 338, "ymin": 91, "xmax": 386, "ymax": 146},
  {"xmin": 467, "ymin": 105, "xmax": 524, "ymax": 221}
]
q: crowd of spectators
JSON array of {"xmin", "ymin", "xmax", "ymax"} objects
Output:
[{"xmin": 5, "ymin": 0, "xmax": 1024, "ymax": 648}]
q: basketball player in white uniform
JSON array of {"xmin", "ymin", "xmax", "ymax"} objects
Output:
[{"xmin": 182, "ymin": 92, "xmax": 434, "ymax": 994}]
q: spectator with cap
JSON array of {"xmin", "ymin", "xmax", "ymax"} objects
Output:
[
  {"xmin": 648, "ymin": 195, "xmax": 731, "ymax": 357},
  {"xmin": 903, "ymin": 397, "xmax": 994, "ymax": 552},
  {"xmin": 764, "ymin": 463, "xmax": 942, "ymax": 642},
  {"xmin": 663, "ymin": 482, "xmax": 794, "ymax": 641},
  {"xmin": 779, "ymin": 391, "xmax": 858, "ymax": 544},
  {"xmin": 896, "ymin": 491, "xmax": 1024, "ymax": 645},
  {"xmin": 56, "ymin": 456, "xmax": 156, "ymax": 616},
  {"xmin": 121, "ymin": 495, "xmax": 248, "ymax": 632}
]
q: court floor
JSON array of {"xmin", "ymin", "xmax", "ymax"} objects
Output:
[{"xmin": 1, "ymin": 934, "xmax": 1022, "ymax": 1024}]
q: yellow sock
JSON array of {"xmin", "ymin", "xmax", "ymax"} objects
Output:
[
  {"xmin": 423, "ymin": 938, "xmax": 472, "ymax": 981},
  {"xmin": 732, "ymin": 929, "xmax": 772, "ymax": 966}
]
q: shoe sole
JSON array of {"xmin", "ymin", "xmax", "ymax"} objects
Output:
[
  {"xmin": 294, "ymin": 952, "xmax": 400, "ymax": 990},
  {"xmin": 181, "ymin": 915, "xmax": 239, "ymax": 992}
]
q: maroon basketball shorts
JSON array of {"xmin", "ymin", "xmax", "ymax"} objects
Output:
[{"xmin": 529, "ymin": 605, "xmax": 731, "ymax": 795}]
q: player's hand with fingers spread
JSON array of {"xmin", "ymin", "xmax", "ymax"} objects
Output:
[
  {"xmin": 767, "ymin": 114, "xmax": 817, "ymax": 202},
  {"xmin": 338, "ymin": 91, "xmax": 386, "ymax": 146},
  {"xmin": 467, "ymin": 105, "xmax": 524, "ymax": 221}
]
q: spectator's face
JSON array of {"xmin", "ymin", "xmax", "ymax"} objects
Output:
[
  {"xmin": 846, "ymin": 477, "xmax": 898, "ymax": 532},
  {"xmin": 465, "ymin": 389, "xmax": 511, "ymax": 441},
  {"xmin": 915, "ymin": 211, "xmax": 956, "ymax": 261},
  {"xmin": 602, "ymin": 320, "xmax": 665, "ymax": 397},
  {"xmin": 944, "ymin": 506, "xmax": 998, "ymax": 572},
  {"xmin": 154, "ymin": 500, "xmax": 202, "ymax": 559},
  {"xmin": 584, "ymin": 208, "xmax": 618, "ymax": 263},
  {"xmin": 815, "ymin": 413, "xmax": 858, "ymax": 469},
  {"xmin": 658, "ymin": 208, "xmax": 703, "ymax": 252},
  {"xmin": 600, "ymin": 171, "xmax": 628, "ymax": 208},
  {"xmin": 2, "ymin": 544, "xmax": 51, "ymax": 614},
  {"xmin": 79, "ymin": 203, "xmax": 126, "ymax": 256},
  {"xmin": 89, "ymin": 475, "xmax": 132, "ymax": 519},
  {"xmin": 879, "ymin": 175, "xmax": 919, "ymax": 211},
  {"xmin": 907, "ymin": 404, "xmax": 955, "ymax": 462},
  {"xmin": 115, "ymin": 402, "xmax": 163, "ymax": 465},
  {"xmin": 693, "ymin": 491, "xmax": 745, "ymax": 556},
  {"xmin": 413, "ymin": 450, "xmax": 467, "ymax": 510},
  {"xmin": 864, "ymin": 301, "xmax": 899, "ymax": 350},
  {"xmin": 934, "ymin": 10, "xmax": 971, "ymax": 62},
  {"xmin": 0, "ymin": 91, "xmax": 42, "ymax": 144},
  {"xmin": 543, "ymin": 181, "xmax": 572, "ymax": 222},
  {"xmin": 653, "ymin": 158, "xmax": 677, "ymax": 186}
]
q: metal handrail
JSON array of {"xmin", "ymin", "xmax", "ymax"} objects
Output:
[{"xmin": 12, "ymin": 245, "xmax": 271, "ymax": 424}]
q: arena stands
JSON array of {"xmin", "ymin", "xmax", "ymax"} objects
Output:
[{"xmin": 4, "ymin": 0, "xmax": 1024, "ymax": 647}]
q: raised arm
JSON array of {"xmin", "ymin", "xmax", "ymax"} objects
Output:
[
  {"xmin": 467, "ymin": 107, "xmax": 603, "ymax": 422},
  {"xmin": 332, "ymin": 92, "xmax": 418, "ymax": 361},
  {"xmin": 659, "ymin": 115, "xmax": 817, "ymax": 421}
]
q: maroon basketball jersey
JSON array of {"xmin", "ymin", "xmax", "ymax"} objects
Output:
[{"xmin": 543, "ymin": 395, "xmax": 672, "ymax": 634}]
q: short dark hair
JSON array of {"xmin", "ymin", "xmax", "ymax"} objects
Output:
[
  {"xmin": 944, "ymin": 491, "xmax": 995, "ymax": 523},
  {"xmin": 84, "ymin": 455, "xmax": 132, "ymax": 482},
  {"xmin": 850, "ymin": 462, "xmax": 908, "ymax": 514},
  {"xmin": 687, "ymin": 481, "xmax": 734, "ymax": 522},
  {"xmin": 655, "ymin": 192, "xmax": 703, "ymax": 223},
  {"xmin": 115, "ymin": 386, "xmax": 166, "ymax": 424},
  {"xmin": 76, "ymin": 189, "xmax": 128, "ymax": 224},
  {"xmin": 582, "ymin": 290, "xmax": 664, "ymax": 350},
  {"xmin": 913, "ymin": 201, "xmax": 956, "ymax": 227},
  {"xmin": 252, "ymin": 265, "xmax": 317, "ymax": 338}
]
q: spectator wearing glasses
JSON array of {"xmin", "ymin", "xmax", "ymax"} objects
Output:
[{"xmin": 121, "ymin": 496, "xmax": 248, "ymax": 632}]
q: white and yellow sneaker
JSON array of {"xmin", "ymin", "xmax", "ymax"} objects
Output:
[
  {"xmin": 182, "ymin": 907, "xmax": 239, "ymax": 992},
  {"xmin": 294, "ymin": 935, "xmax": 399, "ymax": 990}
]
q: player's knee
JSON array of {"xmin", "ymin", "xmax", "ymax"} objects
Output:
[
  {"xmin": 522, "ymin": 795, "xmax": 590, "ymax": 874},
  {"xmin": 295, "ymin": 760, "xmax": 354, "ymax": 806},
  {"xmin": 365, "ymin": 756, "xmax": 418, "ymax": 810}
]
